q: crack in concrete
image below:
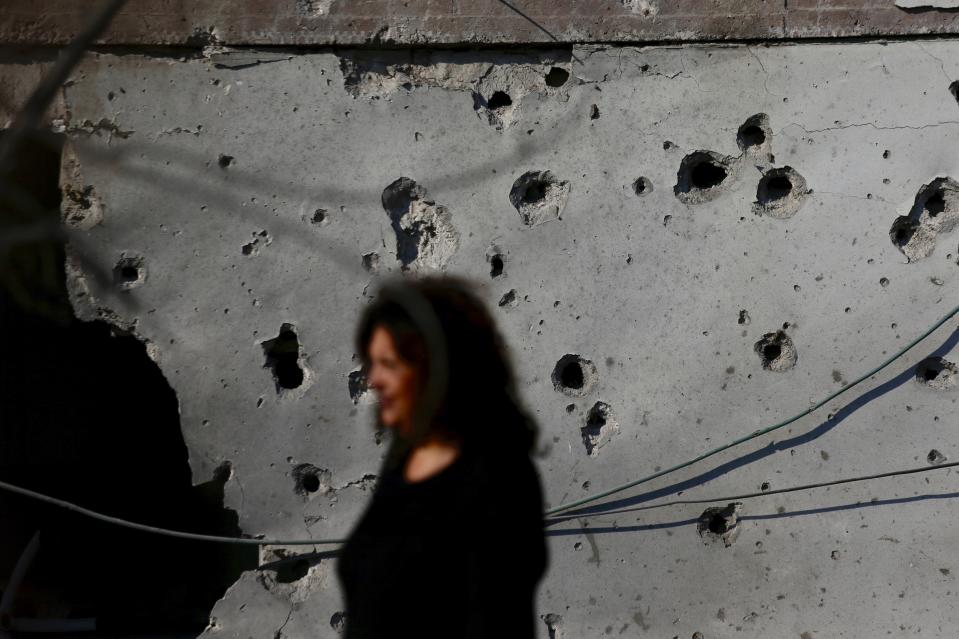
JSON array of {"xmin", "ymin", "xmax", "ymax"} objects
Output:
[{"xmin": 781, "ymin": 120, "xmax": 959, "ymax": 135}]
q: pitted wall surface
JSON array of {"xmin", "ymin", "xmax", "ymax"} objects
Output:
[{"xmin": 37, "ymin": 40, "xmax": 959, "ymax": 637}]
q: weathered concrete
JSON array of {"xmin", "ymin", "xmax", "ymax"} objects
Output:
[
  {"xmin": 7, "ymin": 0, "xmax": 959, "ymax": 46},
  {"xmin": 8, "ymin": 37, "xmax": 959, "ymax": 637}
]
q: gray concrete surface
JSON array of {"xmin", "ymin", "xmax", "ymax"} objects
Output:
[{"xmin": 12, "ymin": 38, "xmax": 959, "ymax": 637}]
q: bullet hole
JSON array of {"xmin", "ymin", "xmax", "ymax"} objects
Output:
[
  {"xmin": 754, "ymin": 330, "xmax": 797, "ymax": 372},
  {"xmin": 381, "ymin": 177, "xmax": 459, "ymax": 271},
  {"xmin": 348, "ymin": 367, "xmax": 373, "ymax": 404},
  {"xmin": 692, "ymin": 161, "xmax": 726, "ymax": 189},
  {"xmin": 738, "ymin": 309, "xmax": 751, "ymax": 325},
  {"xmin": 566, "ymin": 403, "xmax": 576, "ymax": 413},
  {"xmin": 674, "ymin": 151, "xmax": 735, "ymax": 204},
  {"xmin": 831, "ymin": 550, "xmax": 841, "ymax": 561},
  {"xmin": 589, "ymin": 104, "xmax": 600, "ymax": 120},
  {"xmin": 663, "ymin": 140, "xmax": 674, "ymax": 150},
  {"xmin": 545, "ymin": 67, "xmax": 570, "ymax": 87},
  {"xmin": 889, "ymin": 177, "xmax": 959, "ymax": 262},
  {"xmin": 883, "ymin": 149, "xmax": 891, "ymax": 159},
  {"xmin": 551, "ymin": 353, "xmax": 598, "ymax": 397},
  {"xmin": 262, "ymin": 323, "xmax": 306, "ymax": 392},
  {"xmin": 509, "ymin": 170, "xmax": 570, "ymax": 226},
  {"xmin": 489, "ymin": 254, "xmax": 504, "ymax": 277},
  {"xmin": 241, "ymin": 229, "xmax": 271, "ymax": 256},
  {"xmin": 113, "ymin": 253, "xmax": 146, "ymax": 289},
  {"xmin": 753, "ymin": 166, "xmax": 809, "ymax": 219},
  {"xmin": 331, "ymin": 612, "xmax": 347, "ymax": 633},
  {"xmin": 697, "ymin": 503, "xmax": 743, "ymax": 547},
  {"xmin": 914, "ymin": 356, "xmax": 958, "ymax": 390},
  {"xmin": 880, "ymin": 277, "xmax": 889, "ymax": 287},
  {"xmin": 311, "ymin": 208, "xmax": 328, "ymax": 225},
  {"xmin": 632, "ymin": 176, "xmax": 653, "ymax": 196},
  {"xmin": 487, "ymin": 90, "xmax": 512, "ymax": 110},
  {"xmin": 62, "ymin": 183, "xmax": 103, "ymax": 229},
  {"xmin": 581, "ymin": 401, "xmax": 619, "ymax": 457},
  {"xmin": 737, "ymin": 113, "xmax": 771, "ymax": 153},
  {"xmin": 928, "ymin": 449, "xmax": 947, "ymax": 465},
  {"xmin": 361, "ymin": 251, "xmax": 380, "ymax": 273},
  {"xmin": 498, "ymin": 289, "xmax": 518, "ymax": 308},
  {"xmin": 292, "ymin": 463, "xmax": 331, "ymax": 497},
  {"xmin": 950, "ymin": 80, "xmax": 959, "ymax": 105},
  {"xmin": 275, "ymin": 557, "xmax": 310, "ymax": 583},
  {"xmin": 574, "ymin": 542, "xmax": 583, "ymax": 550},
  {"xmin": 760, "ymin": 481, "xmax": 770, "ymax": 491},
  {"xmin": 541, "ymin": 613, "xmax": 563, "ymax": 639},
  {"xmin": 217, "ymin": 154, "xmax": 234, "ymax": 168}
]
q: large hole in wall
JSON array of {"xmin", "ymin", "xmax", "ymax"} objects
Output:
[
  {"xmin": 673, "ymin": 150, "xmax": 734, "ymax": 204},
  {"xmin": 261, "ymin": 323, "xmax": 306, "ymax": 391},
  {"xmin": 0, "ymin": 129, "xmax": 256, "ymax": 635}
]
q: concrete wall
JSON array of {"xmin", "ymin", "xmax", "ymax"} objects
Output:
[{"xmin": 11, "ymin": 36, "xmax": 959, "ymax": 637}]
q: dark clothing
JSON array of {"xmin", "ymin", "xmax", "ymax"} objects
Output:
[{"xmin": 336, "ymin": 441, "xmax": 548, "ymax": 638}]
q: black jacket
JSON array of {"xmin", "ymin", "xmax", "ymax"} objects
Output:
[{"xmin": 336, "ymin": 441, "xmax": 548, "ymax": 638}]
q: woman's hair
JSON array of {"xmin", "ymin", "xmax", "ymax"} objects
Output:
[{"xmin": 354, "ymin": 273, "xmax": 538, "ymax": 468}]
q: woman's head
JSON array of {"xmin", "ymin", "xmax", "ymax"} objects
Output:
[{"xmin": 355, "ymin": 274, "xmax": 537, "ymax": 460}]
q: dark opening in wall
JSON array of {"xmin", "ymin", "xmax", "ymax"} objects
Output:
[
  {"xmin": 490, "ymin": 254, "xmax": 504, "ymax": 277},
  {"xmin": 753, "ymin": 166, "xmax": 809, "ymax": 218},
  {"xmin": 674, "ymin": 150, "xmax": 734, "ymax": 204},
  {"xmin": 914, "ymin": 356, "xmax": 958, "ymax": 390},
  {"xmin": 292, "ymin": 463, "xmax": 331, "ymax": 497},
  {"xmin": 551, "ymin": 354, "xmax": 597, "ymax": 397},
  {"xmin": 487, "ymin": 91, "xmax": 512, "ymax": 110},
  {"xmin": 0, "ymin": 127, "xmax": 256, "ymax": 634},
  {"xmin": 737, "ymin": 113, "xmax": 771, "ymax": 153},
  {"xmin": 762, "ymin": 175, "xmax": 792, "ymax": 201},
  {"xmin": 739, "ymin": 125, "xmax": 765, "ymax": 148},
  {"xmin": 926, "ymin": 191, "xmax": 946, "ymax": 216},
  {"xmin": 523, "ymin": 179, "xmax": 548, "ymax": 204},
  {"xmin": 545, "ymin": 67, "xmax": 570, "ymax": 87},
  {"xmin": 754, "ymin": 330, "xmax": 797, "ymax": 371},
  {"xmin": 889, "ymin": 177, "xmax": 959, "ymax": 261},
  {"xmin": 691, "ymin": 161, "xmax": 726, "ymax": 189},
  {"xmin": 632, "ymin": 176, "xmax": 653, "ymax": 196},
  {"xmin": 697, "ymin": 503, "xmax": 742, "ymax": 546},
  {"xmin": 112, "ymin": 253, "xmax": 146, "ymax": 289},
  {"xmin": 950, "ymin": 80, "xmax": 959, "ymax": 105},
  {"xmin": 890, "ymin": 217, "xmax": 919, "ymax": 248},
  {"xmin": 262, "ymin": 323, "xmax": 305, "ymax": 391}
]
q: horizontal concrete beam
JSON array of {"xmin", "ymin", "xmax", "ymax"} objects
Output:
[{"xmin": 4, "ymin": 0, "xmax": 959, "ymax": 46}]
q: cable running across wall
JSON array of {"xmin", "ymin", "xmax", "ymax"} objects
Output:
[{"xmin": 0, "ymin": 300, "xmax": 956, "ymax": 545}]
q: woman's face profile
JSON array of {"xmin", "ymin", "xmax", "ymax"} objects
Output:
[{"xmin": 366, "ymin": 324, "xmax": 419, "ymax": 435}]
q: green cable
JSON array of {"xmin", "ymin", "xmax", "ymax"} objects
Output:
[
  {"xmin": 1, "ymin": 301, "xmax": 956, "ymax": 543},
  {"xmin": 544, "ymin": 299, "xmax": 959, "ymax": 516}
]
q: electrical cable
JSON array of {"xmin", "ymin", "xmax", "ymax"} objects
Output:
[
  {"xmin": 0, "ymin": 301, "xmax": 955, "ymax": 544},
  {"xmin": 544, "ymin": 460, "xmax": 959, "ymax": 523},
  {"xmin": 543, "ymin": 300, "xmax": 959, "ymax": 516},
  {"xmin": 2, "ymin": 459, "xmax": 957, "ymax": 545}
]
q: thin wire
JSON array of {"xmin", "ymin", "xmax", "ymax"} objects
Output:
[
  {"xmin": 0, "ymin": 478, "xmax": 343, "ymax": 546},
  {"xmin": 3, "ymin": 459, "xmax": 958, "ymax": 546},
  {"xmin": 1, "ymin": 301, "xmax": 956, "ymax": 544},
  {"xmin": 545, "ymin": 461, "xmax": 959, "ymax": 523},
  {"xmin": 543, "ymin": 299, "xmax": 959, "ymax": 516}
]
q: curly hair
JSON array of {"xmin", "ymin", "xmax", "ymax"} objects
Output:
[{"xmin": 354, "ymin": 273, "xmax": 538, "ymax": 470}]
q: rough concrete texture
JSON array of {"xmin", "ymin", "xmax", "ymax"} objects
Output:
[
  {"xmin": 8, "ymin": 1, "xmax": 959, "ymax": 45},
  {"xmin": 13, "ymin": 38, "xmax": 959, "ymax": 637}
]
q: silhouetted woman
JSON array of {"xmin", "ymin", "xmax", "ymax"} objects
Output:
[{"xmin": 336, "ymin": 274, "xmax": 548, "ymax": 638}]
